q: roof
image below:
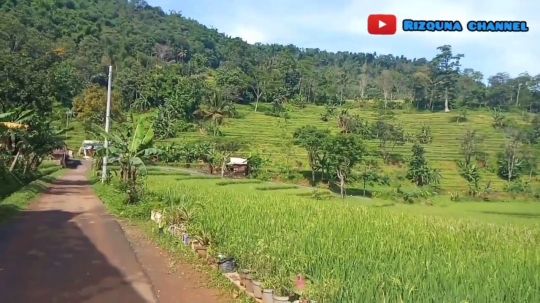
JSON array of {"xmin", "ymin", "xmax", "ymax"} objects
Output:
[
  {"xmin": 227, "ymin": 157, "xmax": 247, "ymax": 165},
  {"xmin": 0, "ymin": 122, "xmax": 28, "ymax": 130},
  {"xmin": 81, "ymin": 140, "xmax": 101, "ymax": 144},
  {"xmin": 52, "ymin": 149, "xmax": 65, "ymax": 155}
]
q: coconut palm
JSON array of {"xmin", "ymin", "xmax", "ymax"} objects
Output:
[{"xmin": 193, "ymin": 91, "xmax": 236, "ymax": 136}]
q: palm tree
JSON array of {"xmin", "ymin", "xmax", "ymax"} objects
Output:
[
  {"xmin": 177, "ymin": 47, "xmax": 187, "ymax": 63},
  {"xmin": 193, "ymin": 91, "xmax": 236, "ymax": 136},
  {"xmin": 152, "ymin": 43, "xmax": 172, "ymax": 63}
]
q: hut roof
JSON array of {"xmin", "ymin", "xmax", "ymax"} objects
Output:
[
  {"xmin": 0, "ymin": 122, "xmax": 28, "ymax": 130},
  {"xmin": 228, "ymin": 157, "xmax": 248, "ymax": 165}
]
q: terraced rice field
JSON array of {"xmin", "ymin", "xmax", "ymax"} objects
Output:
[
  {"xmin": 66, "ymin": 104, "xmax": 536, "ymax": 191},
  {"xmin": 168, "ymin": 105, "xmax": 531, "ymax": 190}
]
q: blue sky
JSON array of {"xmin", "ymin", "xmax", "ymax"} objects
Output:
[{"xmin": 152, "ymin": 0, "xmax": 538, "ymax": 80}]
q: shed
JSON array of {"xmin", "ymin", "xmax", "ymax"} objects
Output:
[
  {"xmin": 52, "ymin": 148, "xmax": 71, "ymax": 167},
  {"xmin": 78, "ymin": 140, "xmax": 103, "ymax": 159},
  {"xmin": 226, "ymin": 157, "xmax": 249, "ymax": 175}
]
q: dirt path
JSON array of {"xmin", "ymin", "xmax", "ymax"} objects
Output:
[{"xmin": 0, "ymin": 161, "xmax": 228, "ymax": 303}]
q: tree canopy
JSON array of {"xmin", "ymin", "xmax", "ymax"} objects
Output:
[{"xmin": 0, "ymin": 0, "xmax": 538, "ymax": 117}]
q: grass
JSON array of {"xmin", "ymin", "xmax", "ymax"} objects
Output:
[
  {"xmin": 216, "ymin": 180, "xmax": 263, "ymax": 186},
  {"xmin": 169, "ymin": 176, "xmax": 540, "ymax": 226},
  {"xmin": 0, "ymin": 161, "xmax": 64, "ymax": 199},
  {"xmin": 74, "ymin": 102, "xmax": 540, "ymax": 301},
  {"xmin": 254, "ymin": 185, "xmax": 299, "ymax": 191},
  {"xmin": 0, "ymin": 168, "xmax": 67, "ymax": 223},
  {"xmin": 90, "ymin": 173, "xmax": 253, "ymax": 303},
  {"xmin": 124, "ymin": 174, "xmax": 540, "ymax": 302}
]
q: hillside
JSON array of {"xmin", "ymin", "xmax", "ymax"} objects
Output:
[
  {"xmin": 1, "ymin": 0, "xmax": 539, "ymax": 198},
  {"xmin": 2, "ymin": 1, "xmax": 540, "ymax": 301},
  {"xmin": 1, "ymin": 0, "xmax": 538, "ymax": 110}
]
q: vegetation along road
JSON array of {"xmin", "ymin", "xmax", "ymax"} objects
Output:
[{"xmin": 1, "ymin": 0, "xmax": 539, "ymax": 302}]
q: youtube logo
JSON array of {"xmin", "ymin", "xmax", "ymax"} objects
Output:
[{"xmin": 367, "ymin": 14, "xmax": 397, "ymax": 35}]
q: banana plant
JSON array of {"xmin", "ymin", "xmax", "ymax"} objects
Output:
[
  {"xmin": 0, "ymin": 109, "xmax": 36, "ymax": 172},
  {"xmin": 95, "ymin": 114, "xmax": 161, "ymax": 180}
]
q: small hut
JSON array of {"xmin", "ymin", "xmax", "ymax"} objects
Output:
[
  {"xmin": 226, "ymin": 157, "xmax": 249, "ymax": 176},
  {"xmin": 78, "ymin": 140, "xmax": 103, "ymax": 159},
  {"xmin": 51, "ymin": 148, "xmax": 71, "ymax": 167}
]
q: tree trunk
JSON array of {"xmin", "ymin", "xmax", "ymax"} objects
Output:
[
  {"xmin": 337, "ymin": 170, "xmax": 345, "ymax": 198},
  {"xmin": 9, "ymin": 150, "xmax": 21, "ymax": 172},
  {"xmin": 444, "ymin": 87, "xmax": 450, "ymax": 112},
  {"xmin": 363, "ymin": 178, "xmax": 367, "ymax": 196},
  {"xmin": 221, "ymin": 156, "xmax": 226, "ymax": 177}
]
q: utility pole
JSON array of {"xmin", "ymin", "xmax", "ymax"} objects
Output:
[{"xmin": 101, "ymin": 66, "xmax": 112, "ymax": 183}]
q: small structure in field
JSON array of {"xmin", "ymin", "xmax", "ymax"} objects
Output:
[
  {"xmin": 226, "ymin": 157, "xmax": 249, "ymax": 176},
  {"xmin": 51, "ymin": 148, "xmax": 71, "ymax": 167},
  {"xmin": 78, "ymin": 140, "xmax": 103, "ymax": 159}
]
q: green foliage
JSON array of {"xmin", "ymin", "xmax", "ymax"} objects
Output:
[
  {"xmin": 0, "ymin": 168, "xmax": 65, "ymax": 223},
  {"xmin": 406, "ymin": 143, "xmax": 440, "ymax": 187},
  {"xmin": 293, "ymin": 125, "xmax": 330, "ymax": 184},
  {"xmin": 95, "ymin": 115, "xmax": 160, "ymax": 182},
  {"xmin": 358, "ymin": 159, "xmax": 390, "ymax": 197},
  {"xmin": 457, "ymin": 161, "xmax": 482, "ymax": 196},
  {"xmin": 416, "ymin": 123, "xmax": 433, "ymax": 144},
  {"xmin": 323, "ymin": 134, "xmax": 365, "ymax": 197},
  {"xmin": 72, "ymin": 84, "xmax": 123, "ymax": 124}
]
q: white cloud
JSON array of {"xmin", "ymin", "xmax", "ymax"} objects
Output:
[{"xmin": 153, "ymin": 0, "xmax": 539, "ymax": 77}]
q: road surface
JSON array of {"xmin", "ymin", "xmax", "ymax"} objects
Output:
[{"xmin": 0, "ymin": 161, "xmax": 227, "ymax": 303}]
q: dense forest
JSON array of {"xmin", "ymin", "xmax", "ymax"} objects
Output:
[
  {"xmin": 1, "ymin": 0, "xmax": 539, "ymax": 119},
  {"xmin": 1, "ymin": 0, "xmax": 540, "ymax": 199}
]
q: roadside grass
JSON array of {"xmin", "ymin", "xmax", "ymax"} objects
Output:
[
  {"xmin": 1, "ymin": 161, "xmax": 64, "ymax": 200},
  {"xmin": 0, "ymin": 168, "xmax": 67, "ymax": 223},
  {"xmin": 91, "ymin": 175, "xmax": 253, "ymax": 303}
]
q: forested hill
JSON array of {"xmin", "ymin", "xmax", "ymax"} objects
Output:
[{"xmin": 1, "ymin": 0, "xmax": 539, "ymax": 114}]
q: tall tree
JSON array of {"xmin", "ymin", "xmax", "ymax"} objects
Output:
[
  {"xmin": 431, "ymin": 45, "xmax": 464, "ymax": 112},
  {"xmin": 293, "ymin": 125, "xmax": 330, "ymax": 185}
]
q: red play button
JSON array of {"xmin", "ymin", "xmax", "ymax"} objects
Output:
[{"xmin": 367, "ymin": 14, "xmax": 397, "ymax": 35}]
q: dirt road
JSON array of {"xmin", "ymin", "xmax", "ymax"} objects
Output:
[{"xmin": 0, "ymin": 161, "xmax": 227, "ymax": 303}]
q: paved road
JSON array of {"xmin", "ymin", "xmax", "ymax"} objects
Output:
[{"xmin": 0, "ymin": 162, "xmax": 228, "ymax": 303}]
